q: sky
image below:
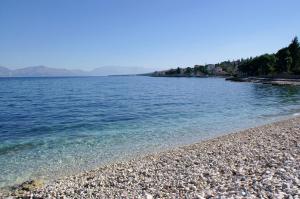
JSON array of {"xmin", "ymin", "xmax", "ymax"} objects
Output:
[{"xmin": 0, "ymin": 0, "xmax": 300, "ymax": 70}]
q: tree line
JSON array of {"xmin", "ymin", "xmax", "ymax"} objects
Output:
[
  {"xmin": 238, "ymin": 37, "xmax": 300, "ymax": 76},
  {"xmin": 152, "ymin": 36, "xmax": 300, "ymax": 77}
]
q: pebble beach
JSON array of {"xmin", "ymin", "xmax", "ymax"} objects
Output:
[{"xmin": 4, "ymin": 117, "xmax": 300, "ymax": 198}]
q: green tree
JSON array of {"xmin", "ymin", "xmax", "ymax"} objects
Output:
[
  {"xmin": 288, "ymin": 37, "xmax": 300, "ymax": 70},
  {"xmin": 194, "ymin": 65, "xmax": 208, "ymax": 74},
  {"xmin": 165, "ymin": 69, "xmax": 177, "ymax": 75},
  {"xmin": 263, "ymin": 54, "xmax": 277, "ymax": 75},
  {"xmin": 296, "ymin": 50, "xmax": 300, "ymax": 74},
  {"xmin": 288, "ymin": 37, "xmax": 300, "ymax": 73},
  {"xmin": 184, "ymin": 67, "xmax": 192, "ymax": 75},
  {"xmin": 238, "ymin": 54, "xmax": 276, "ymax": 76},
  {"xmin": 275, "ymin": 47, "xmax": 292, "ymax": 73}
]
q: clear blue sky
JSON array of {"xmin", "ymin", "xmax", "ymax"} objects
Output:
[{"xmin": 1, "ymin": 0, "xmax": 300, "ymax": 70}]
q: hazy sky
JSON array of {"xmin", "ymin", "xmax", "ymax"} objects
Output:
[{"xmin": 1, "ymin": 0, "xmax": 300, "ymax": 70}]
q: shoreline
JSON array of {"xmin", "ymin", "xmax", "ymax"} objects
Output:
[
  {"xmin": 226, "ymin": 76, "xmax": 300, "ymax": 86},
  {"xmin": 3, "ymin": 117, "xmax": 300, "ymax": 198}
]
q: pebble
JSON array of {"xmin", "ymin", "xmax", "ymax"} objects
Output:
[
  {"xmin": 3, "ymin": 117, "xmax": 300, "ymax": 198},
  {"xmin": 145, "ymin": 192, "xmax": 153, "ymax": 199}
]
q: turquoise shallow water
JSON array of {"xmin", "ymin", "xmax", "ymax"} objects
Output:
[{"xmin": 1, "ymin": 76, "xmax": 300, "ymax": 188}]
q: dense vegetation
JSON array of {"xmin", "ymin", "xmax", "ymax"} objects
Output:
[
  {"xmin": 162, "ymin": 65, "xmax": 209, "ymax": 76},
  {"xmin": 152, "ymin": 36, "xmax": 300, "ymax": 77},
  {"xmin": 238, "ymin": 37, "xmax": 300, "ymax": 76}
]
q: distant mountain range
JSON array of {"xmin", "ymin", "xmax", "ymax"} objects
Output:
[{"xmin": 0, "ymin": 65, "xmax": 155, "ymax": 77}]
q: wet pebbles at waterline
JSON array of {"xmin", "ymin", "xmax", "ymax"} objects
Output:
[{"xmin": 6, "ymin": 117, "xmax": 300, "ymax": 198}]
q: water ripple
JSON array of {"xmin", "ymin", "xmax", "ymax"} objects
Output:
[{"xmin": 0, "ymin": 76, "xmax": 300, "ymax": 187}]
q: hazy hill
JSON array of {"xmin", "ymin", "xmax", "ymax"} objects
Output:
[
  {"xmin": 0, "ymin": 66, "xmax": 11, "ymax": 77},
  {"xmin": 89, "ymin": 66, "xmax": 154, "ymax": 76},
  {"xmin": 0, "ymin": 65, "xmax": 154, "ymax": 77},
  {"xmin": 12, "ymin": 66, "xmax": 85, "ymax": 77}
]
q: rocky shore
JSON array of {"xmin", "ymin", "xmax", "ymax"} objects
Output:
[
  {"xmin": 3, "ymin": 117, "xmax": 300, "ymax": 198},
  {"xmin": 226, "ymin": 76, "xmax": 300, "ymax": 86}
]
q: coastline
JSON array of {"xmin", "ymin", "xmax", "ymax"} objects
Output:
[
  {"xmin": 4, "ymin": 116, "xmax": 300, "ymax": 198},
  {"xmin": 226, "ymin": 76, "xmax": 300, "ymax": 86}
]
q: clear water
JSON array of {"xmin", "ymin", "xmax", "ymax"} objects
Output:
[{"xmin": 1, "ymin": 76, "xmax": 300, "ymax": 188}]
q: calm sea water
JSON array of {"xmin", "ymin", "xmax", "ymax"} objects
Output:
[{"xmin": 1, "ymin": 76, "xmax": 300, "ymax": 188}]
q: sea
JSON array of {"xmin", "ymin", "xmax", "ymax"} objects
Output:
[{"xmin": 1, "ymin": 76, "xmax": 300, "ymax": 188}]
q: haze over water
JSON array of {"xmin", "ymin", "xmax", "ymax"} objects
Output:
[{"xmin": 1, "ymin": 76, "xmax": 300, "ymax": 188}]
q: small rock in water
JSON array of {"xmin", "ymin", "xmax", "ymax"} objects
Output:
[{"xmin": 18, "ymin": 179, "xmax": 44, "ymax": 191}]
